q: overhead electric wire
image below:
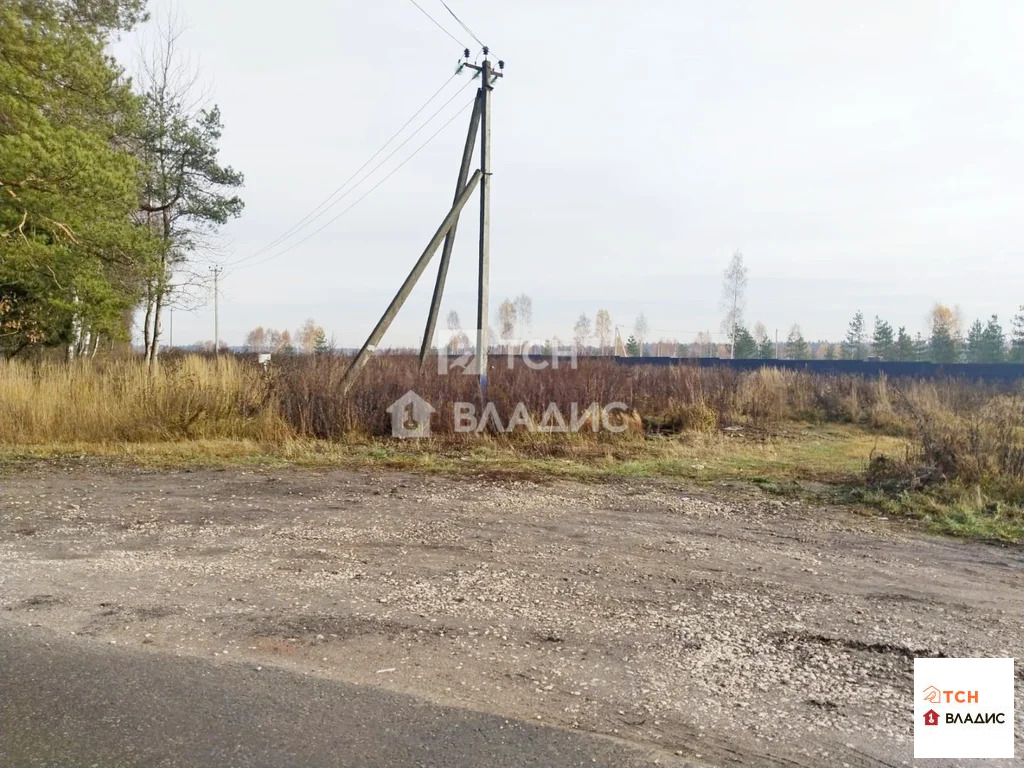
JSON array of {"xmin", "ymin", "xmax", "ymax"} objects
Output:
[
  {"xmin": 227, "ymin": 77, "xmax": 474, "ymax": 269},
  {"xmin": 243, "ymin": 71, "xmax": 461, "ymax": 261},
  {"xmin": 438, "ymin": 0, "xmax": 484, "ymax": 48},
  {"xmin": 406, "ymin": 0, "xmax": 467, "ymax": 48},
  {"xmin": 230, "ymin": 95, "xmax": 478, "ymax": 273}
]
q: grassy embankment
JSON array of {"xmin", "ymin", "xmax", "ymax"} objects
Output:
[{"xmin": 0, "ymin": 355, "xmax": 1020, "ymax": 542}]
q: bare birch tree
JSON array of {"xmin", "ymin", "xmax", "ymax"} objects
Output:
[
  {"xmin": 633, "ymin": 313, "xmax": 649, "ymax": 353},
  {"xmin": 496, "ymin": 299, "xmax": 517, "ymax": 351},
  {"xmin": 513, "ymin": 294, "xmax": 532, "ymax": 339},
  {"xmin": 573, "ymin": 313, "xmax": 592, "ymax": 352},
  {"xmin": 720, "ymin": 250, "xmax": 748, "ymax": 359},
  {"xmin": 594, "ymin": 309, "xmax": 612, "ymax": 355}
]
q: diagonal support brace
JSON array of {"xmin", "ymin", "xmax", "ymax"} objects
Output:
[{"xmin": 340, "ymin": 169, "xmax": 484, "ymax": 395}]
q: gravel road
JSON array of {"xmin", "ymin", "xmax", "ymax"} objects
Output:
[{"xmin": 0, "ymin": 460, "xmax": 1020, "ymax": 767}]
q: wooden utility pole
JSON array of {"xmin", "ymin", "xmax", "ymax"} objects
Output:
[
  {"xmin": 343, "ymin": 51, "xmax": 504, "ymax": 397},
  {"xmin": 211, "ymin": 265, "xmax": 221, "ymax": 355}
]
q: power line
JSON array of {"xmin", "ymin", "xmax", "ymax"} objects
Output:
[
  {"xmin": 231, "ymin": 95, "xmax": 478, "ymax": 273},
  {"xmin": 438, "ymin": 0, "xmax": 484, "ymax": 47},
  {"xmin": 227, "ymin": 77, "xmax": 474, "ymax": 269},
  {"xmin": 406, "ymin": 0, "xmax": 467, "ymax": 48},
  {"xmin": 245, "ymin": 71, "xmax": 461, "ymax": 260}
]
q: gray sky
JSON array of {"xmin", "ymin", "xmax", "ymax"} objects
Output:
[{"xmin": 119, "ymin": 0, "xmax": 1024, "ymax": 348}]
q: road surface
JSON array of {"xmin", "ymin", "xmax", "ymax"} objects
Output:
[
  {"xmin": 0, "ymin": 621, "xmax": 663, "ymax": 767},
  {"xmin": 1, "ymin": 461, "xmax": 1021, "ymax": 766}
]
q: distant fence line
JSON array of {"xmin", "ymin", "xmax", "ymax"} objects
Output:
[
  {"xmin": 233, "ymin": 349, "xmax": 1024, "ymax": 383},
  {"xmin": 614, "ymin": 356, "xmax": 1024, "ymax": 382}
]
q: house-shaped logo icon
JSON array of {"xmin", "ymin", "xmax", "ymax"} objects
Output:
[
  {"xmin": 922, "ymin": 685, "xmax": 941, "ymax": 704},
  {"xmin": 386, "ymin": 391, "xmax": 435, "ymax": 439},
  {"xmin": 923, "ymin": 709, "xmax": 940, "ymax": 726}
]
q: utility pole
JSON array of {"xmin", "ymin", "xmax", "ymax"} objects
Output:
[
  {"xmin": 420, "ymin": 92, "xmax": 483, "ymax": 365},
  {"xmin": 342, "ymin": 51, "xmax": 504, "ymax": 397},
  {"xmin": 475, "ymin": 56, "xmax": 493, "ymax": 396},
  {"xmin": 211, "ymin": 266, "xmax": 221, "ymax": 355}
]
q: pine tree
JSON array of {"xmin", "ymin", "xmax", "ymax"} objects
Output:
[
  {"xmin": 896, "ymin": 327, "xmax": 915, "ymax": 361},
  {"xmin": 0, "ymin": 2, "xmax": 158, "ymax": 358},
  {"xmin": 785, "ymin": 325, "xmax": 811, "ymax": 360},
  {"xmin": 752, "ymin": 323, "xmax": 774, "ymax": 359},
  {"xmin": 842, "ymin": 311, "xmax": 866, "ymax": 360},
  {"xmin": 930, "ymin": 325, "xmax": 958, "ymax": 363},
  {"xmin": 732, "ymin": 326, "xmax": 758, "ymax": 359},
  {"xmin": 965, "ymin": 319, "xmax": 985, "ymax": 363},
  {"xmin": 625, "ymin": 335, "xmax": 640, "ymax": 357},
  {"xmin": 1011, "ymin": 307, "xmax": 1024, "ymax": 362},
  {"xmin": 929, "ymin": 304, "xmax": 960, "ymax": 363},
  {"xmin": 980, "ymin": 315, "xmax": 1006, "ymax": 363},
  {"xmin": 313, "ymin": 328, "xmax": 329, "ymax": 355},
  {"xmin": 871, "ymin": 317, "xmax": 895, "ymax": 360},
  {"xmin": 914, "ymin": 332, "xmax": 929, "ymax": 362},
  {"xmin": 823, "ymin": 344, "xmax": 837, "ymax": 360}
]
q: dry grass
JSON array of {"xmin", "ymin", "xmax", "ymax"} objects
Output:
[
  {"xmin": 0, "ymin": 357, "xmax": 288, "ymax": 443},
  {"xmin": 1, "ymin": 354, "xmax": 1021, "ymax": 541}
]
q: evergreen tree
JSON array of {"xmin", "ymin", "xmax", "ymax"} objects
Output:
[
  {"xmin": 136, "ymin": 25, "xmax": 244, "ymax": 365},
  {"xmin": 896, "ymin": 326, "xmax": 915, "ymax": 361},
  {"xmin": 871, "ymin": 317, "xmax": 895, "ymax": 360},
  {"xmin": 625, "ymin": 335, "xmax": 640, "ymax": 357},
  {"xmin": 928, "ymin": 304, "xmax": 961, "ymax": 363},
  {"xmin": 979, "ymin": 315, "xmax": 1006, "ymax": 363},
  {"xmin": 732, "ymin": 325, "xmax": 758, "ymax": 359},
  {"xmin": 0, "ymin": 1, "xmax": 158, "ymax": 358},
  {"xmin": 965, "ymin": 319, "xmax": 985, "ymax": 363},
  {"xmin": 913, "ymin": 332, "xmax": 929, "ymax": 362},
  {"xmin": 752, "ymin": 322, "xmax": 774, "ymax": 359},
  {"xmin": 823, "ymin": 344, "xmax": 837, "ymax": 360},
  {"xmin": 1010, "ymin": 307, "xmax": 1024, "ymax": 362},
  {"xmin": 785, "ymin": 325, "xmax": 811, "ymax": 360},
  {"xmin": 313, "ymin": 327, "xmax": 329, "ymax": 355},
  {"xmin": 842, "ymin": 311, "xmax": 866, "ymax": 360},
  {"xmin": 930, "ymin": 325, "xmax": 958, "ymax": 363}
]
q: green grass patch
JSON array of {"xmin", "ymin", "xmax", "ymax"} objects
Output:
[{"xmin": 1, "ymin": 425, "xmax": 1019, "ymax": 544}]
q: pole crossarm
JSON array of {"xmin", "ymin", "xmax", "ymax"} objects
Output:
[
  {"xmin": 340, "ymin": 169, "xmax": 484, "ymax": 395},
  {"xmin": 419, "ymin": 90, "xmax": 483, "ymax": 366}
]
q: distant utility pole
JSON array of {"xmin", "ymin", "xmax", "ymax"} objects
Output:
[
  {"xmin": 342, "ymin": 49, "xmax": 504, "ymax": 396},
  {"xmin": 211, "ymin": 265, "xmax": 221, "ymax": 355}
]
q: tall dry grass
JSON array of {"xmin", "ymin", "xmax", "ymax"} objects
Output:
[
  {"xmin": 0, "ymin": 356, "xmax": 287, "ymax": 443},
  {"xmin": 1, "ymin": 354, "xmax": 1021, "ymax": 499}
]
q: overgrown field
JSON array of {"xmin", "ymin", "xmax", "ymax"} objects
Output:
[{"xmin": 1, "ymin": 355, "xmax": 1021, "ymax": 541}]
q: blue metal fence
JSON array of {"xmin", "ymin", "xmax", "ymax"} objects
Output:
[{"xmin": 614, "ymin": 356, "xmax": 1024, "ymax": 383}]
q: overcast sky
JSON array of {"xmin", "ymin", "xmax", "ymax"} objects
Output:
[{"xmin": 117, "ymin": 0, "xmax": 1024, "ymax": 348}]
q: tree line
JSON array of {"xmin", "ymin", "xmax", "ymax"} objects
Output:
[
  {"xmin": 0, "ymin": 1, "xmax": 242, "ymax": 363},
  {"xmin": 716, "ymin": 254, "xmax": 1024, "ymax": 363}
]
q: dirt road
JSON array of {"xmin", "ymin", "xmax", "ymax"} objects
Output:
[{"xmin": 1, "ymin": 461, "xmax": 1020, "ymax": 766}]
